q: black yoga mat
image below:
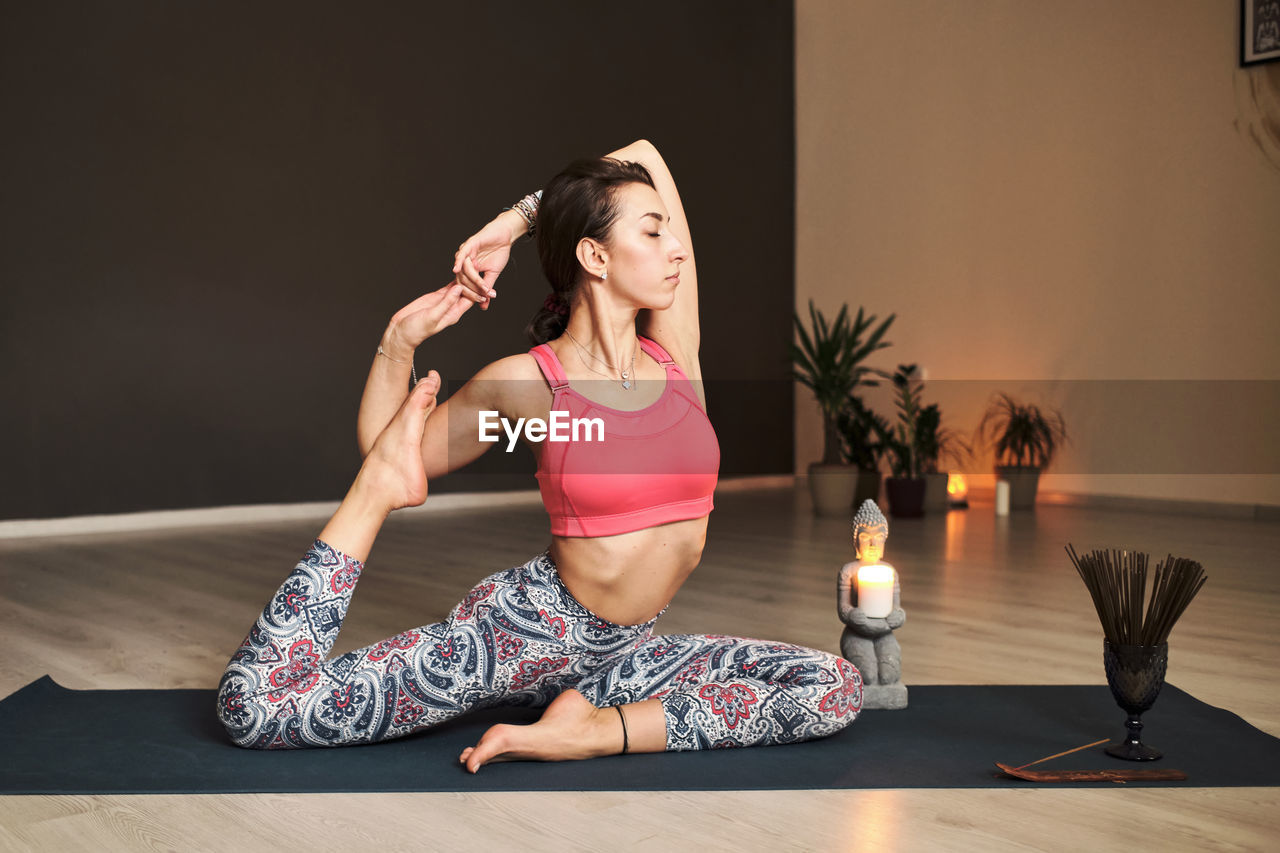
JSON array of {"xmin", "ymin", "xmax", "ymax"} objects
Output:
[{"xmin": 2, "ymin": 676, "xmax": 1278, "ymax": 794}]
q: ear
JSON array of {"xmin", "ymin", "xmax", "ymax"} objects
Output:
[{"xmin": 575, "ymin": 237, "xmax": 610, "ymax": 280}]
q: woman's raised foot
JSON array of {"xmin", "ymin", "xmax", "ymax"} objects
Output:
[{"xmin": 355, "ymin": 371, "xmax": 439, "ymax": 512}]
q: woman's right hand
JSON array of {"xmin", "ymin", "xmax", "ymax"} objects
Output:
[
  {"xmin": 452, "ymin": 211, "xmax": 525, "ymax": 308},
  {"xmin": 382, "ymin": 282, "xmax": 479, "ymax": 357}
]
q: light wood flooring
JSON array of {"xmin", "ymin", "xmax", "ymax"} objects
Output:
[{"xmin": 1, "ymin": 485, "xmax": 1277, "ymax": 852}]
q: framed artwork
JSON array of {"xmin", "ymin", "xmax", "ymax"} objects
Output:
[{"xmin": 1242, "ymin": 0, "xmax": 1280, "ymax": 65}]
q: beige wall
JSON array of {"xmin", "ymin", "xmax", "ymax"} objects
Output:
[{"xmin": 796, "ymin": 0, "xmax": 1280, "ymax": 507}]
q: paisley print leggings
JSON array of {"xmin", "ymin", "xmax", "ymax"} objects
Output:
[{"xmin": 217, "ymin": 540, "xmax": 862, "ymax": 751}]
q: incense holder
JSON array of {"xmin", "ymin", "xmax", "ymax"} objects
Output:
[{"xmin": 1103, "ymin": 640, "xmax": 1168, "ymax": 761}]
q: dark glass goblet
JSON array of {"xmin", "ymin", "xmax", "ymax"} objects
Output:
[{"xmin": 1103, "ymin": 640, "xmax": 1168, "ymax": 761}]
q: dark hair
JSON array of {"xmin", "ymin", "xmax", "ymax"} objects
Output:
[{"xmin": 526, "ymin": 157, "xmax": 655, "ymax": 345}]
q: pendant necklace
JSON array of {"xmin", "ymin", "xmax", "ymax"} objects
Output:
[{"xmin": 564, "ymin": 330, "xmax": 636, "ymax": 390}]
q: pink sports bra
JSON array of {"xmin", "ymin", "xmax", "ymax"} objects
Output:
[{"xmin": 528, "ymin": 336, "xmax": 720, "ymax": 537}]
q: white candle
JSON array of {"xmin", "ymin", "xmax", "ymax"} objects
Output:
[
  {"xmin": 995, "ymin": 480, "xmax": 1011, "ymax": 516},
  {"xmin": 857, "ymin": 564, "xmax": 895, "ymax": 618}
]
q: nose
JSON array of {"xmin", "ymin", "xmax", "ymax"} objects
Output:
[{"xmin": 670, "ymin": 237, "xmax": 689, "ymax": 263}]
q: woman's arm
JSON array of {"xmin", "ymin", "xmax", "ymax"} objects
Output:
[
  {"xmin": 413, "ymin": 354, "xmax": 541, "ymax": 480},
  {"xmin": 451, "ymin": 140, "xmax": 701, "ymax": 379},
  {"xmin": 362, "ymin": 348, "xmax": 539, "ymax": 483},
  {"xmin": 357, "ymin": 283, "xmax": 480, "ymax": 457},
  {"xmin": 609, "ymin": 140, "xmax": 702, "ymax": 380}
]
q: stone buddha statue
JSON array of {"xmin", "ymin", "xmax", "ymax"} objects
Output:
[{"xmin": 838, "ymin": 499, "xmax": 908, "ymax": 709}]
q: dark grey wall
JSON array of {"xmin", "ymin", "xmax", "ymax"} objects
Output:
[{"xmin": 0, "ymin": 1, "xmax": 795, "ymax": 520}]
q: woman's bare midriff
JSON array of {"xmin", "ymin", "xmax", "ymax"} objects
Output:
[{"xmin": 547, "ymin": 515, "xmax": 709, "ymax": 627}]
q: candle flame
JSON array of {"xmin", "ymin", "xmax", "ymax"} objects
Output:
[{"xmin": 947, "ymin": 472, "xmax": 969, "ymax": 498}]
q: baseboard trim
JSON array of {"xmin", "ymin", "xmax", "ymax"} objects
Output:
[
  {"xmin": 0, "ymin": 492, "xmax": 544, "ymax": 541},
  {"xmin": 0, "ymin": 475, "xmax": 796, "ymax": 541},
  {"xmin": 785, "ymin": 476, "xmax": 1278, "ymax": 523},
  {"xmin": 963, "ymin": 486, "xmax": 1277, "ymax": 521}
]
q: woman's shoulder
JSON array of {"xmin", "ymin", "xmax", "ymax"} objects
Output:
[
  {"xmin": 474, "ymin": 351, "xmax": 545, "ymax": 382},
  {"xmin": 478, "ymin": 350, "xmax": 542, "ymax": 379},
  {"xmin": 469, "ymin": 351, "xmax": 554, "ymax": 416}
]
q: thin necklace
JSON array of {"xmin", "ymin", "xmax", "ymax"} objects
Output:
[{"xmin": 564, "ymin": 330, "xmax": 636, "ymax": 390}]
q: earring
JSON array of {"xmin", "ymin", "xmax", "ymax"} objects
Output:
[{"xmin": 602, "ymin": 271, "xmax": 609, "ymax": 280}]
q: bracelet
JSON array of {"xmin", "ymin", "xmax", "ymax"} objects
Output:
[
  {"xmin": 503, "ymin": 190, "xmax": 542, "ymax": 238},
  {"xmin": 615, "ymin": 705, "xmax": 629, "ymax": 754},
  {"xmin": 377, "ymin": 344, "xmax": 418, "ymax": 386}
]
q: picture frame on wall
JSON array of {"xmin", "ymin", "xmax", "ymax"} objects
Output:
[{"xmin": 1242, "ymin": 0, "xmax": 1280, "ymax": 65}]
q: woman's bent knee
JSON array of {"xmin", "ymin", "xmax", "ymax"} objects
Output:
[{"xmin": 216, "ymin": 669, "xmax": 272, "ymax": 748}]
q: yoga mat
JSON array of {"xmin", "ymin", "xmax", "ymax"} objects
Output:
[{"xmin": 2, "ymin": 676, "xmax": 1278, "ymax": 794}]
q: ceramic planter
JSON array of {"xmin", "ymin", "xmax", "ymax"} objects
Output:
[
  {"xmin": 809, "ymin": 464, "xmax": 884, "ymax": 517},
  {"xmin": 996, "ymin": 465, "xmax": 1041, "ymax": 510},
  {"xmin": 885, "ymin": 477, "xmax": 926, "ymax": 518},
  {"xmin": 809, "ymin": 463, "xmax": 859, "ymax": 517}
]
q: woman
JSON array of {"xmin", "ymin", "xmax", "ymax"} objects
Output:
[{"xmin": 217, "ymin": 140, "xmax": 862, "ymax": 771}]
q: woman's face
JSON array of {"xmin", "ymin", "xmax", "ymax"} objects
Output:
[{"xmin": 597, "ymin": 182, "xmax": 689, "ymax": 310}]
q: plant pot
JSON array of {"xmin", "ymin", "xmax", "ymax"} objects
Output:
[
  {"xmin": 808, "ymin": 463, "xmax": 860, "ymax": 517},
  {"xmin": 854, "ymin": 470, "xmax": 882, "ymax": 506},
  {"xmin": 923, "ymin": 472, "xmax": 949, "ymax": 513},
  {"xmin": 885, "ymin": 477, "xmax": 926, "ymax": 518},
  {"xmin": 996, "ymin": 466, "xmax": 1041, "ymax": 510}
]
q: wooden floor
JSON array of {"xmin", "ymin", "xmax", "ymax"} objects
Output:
[{"xmin": 1, "ymin": 485, "xmax": 1277, "ymax": 851}]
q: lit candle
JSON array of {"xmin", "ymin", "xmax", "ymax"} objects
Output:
[{"xmin": 857, "ymin": 564, "xmax": 896, "ymax": 618}]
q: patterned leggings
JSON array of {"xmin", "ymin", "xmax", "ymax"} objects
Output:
[{"xmin": 217, "ymin": 541, "xmax": 862, "ymax": 750}]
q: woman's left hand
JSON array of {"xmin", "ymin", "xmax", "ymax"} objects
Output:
[
  {"xmin": 452, "ymin": 213, "xmax": 522, "ymax": 310},
  {"xmin": 386, "ymin": 282, "xmax": 478, "ymax": 353}
]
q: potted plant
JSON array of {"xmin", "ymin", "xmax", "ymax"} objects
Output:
[
  {"xmin": 882, "ymin": 364, "xmax": 927, "ymax": 517},
  {"xmin": 836, "ymin": 394, "xmax": 892, "ymax": 506},
  {"xmin": 916, "ymin": 403, "xmax": 970, "ymax": 512},
  {"xmin": 792, "ymin": 301, "xmax": 894, "ymax": 516},
  {"xmin": 973, "ymin": 393, "xmax": 1068, "ymax": 510}
]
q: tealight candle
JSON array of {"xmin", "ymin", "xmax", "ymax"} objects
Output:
[{"xmin": 856, "ymin": 563, "xmax": 896, "ymax": 618}]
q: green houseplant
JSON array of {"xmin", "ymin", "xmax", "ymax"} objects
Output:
[
  {"xmin": 836, "ymin": 394, "xmax": 892, "ymax": 506},
  {"xmin": 882, "ymin": 364, "xmax": 927, "ymax": 517},
  {"xmin": 973, "ymin": 393, "xmax": 1068, "ymax": 510},
  {"xmin": 792, "ymin": 301, "xmax": 894, "ymax": 516}
]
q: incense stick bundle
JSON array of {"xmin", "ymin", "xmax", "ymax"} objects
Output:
[{"xmin": 1065, "ymin": 545, "xmax": 1207, "ymax": 646}]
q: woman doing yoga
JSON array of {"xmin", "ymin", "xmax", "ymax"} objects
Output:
[{"xmin": 217, "ymin": 140, "xmax": 863, "ymax": 770}]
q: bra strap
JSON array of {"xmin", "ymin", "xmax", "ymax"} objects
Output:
[
  {"xmin": 637, "ymin": 336, "xmax": 677, "ymax": 368},
  {"xmin": 529, "ymin": 344, "xmax": 570, "ymax": 392}
]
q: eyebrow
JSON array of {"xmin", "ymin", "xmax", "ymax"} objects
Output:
[{"xmin": 640, "ymin": 212, "xmax": 667, "ymax": 223}]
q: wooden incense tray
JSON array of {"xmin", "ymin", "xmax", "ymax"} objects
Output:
[{"xmin": 996, "ymin": 763, "xmax": 1188, "ymax": 783}]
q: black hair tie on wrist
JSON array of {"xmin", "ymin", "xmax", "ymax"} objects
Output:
[{"xmin": 615, "ymin": 705, "xmax": 629, "ymax": 754}]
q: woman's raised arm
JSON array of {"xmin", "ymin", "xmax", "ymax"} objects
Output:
[
  {"xmin": 609, "ymin": 140, "xmax": 701, "ymax": 375},
  {"xmin": 451, "ymin": 140, "xmax": 701, "ymax": 376}
]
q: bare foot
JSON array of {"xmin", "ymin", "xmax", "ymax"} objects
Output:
[
  {"xmin": 458, "ymin": 689, "xmax": 621, "ymax": 774},
  {"xmin": 357, "ymin": 371, "xmax": 439, "ymax": 511}
]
